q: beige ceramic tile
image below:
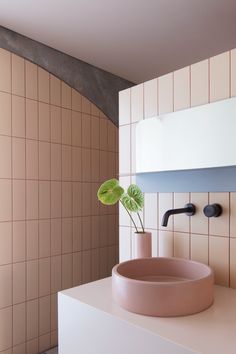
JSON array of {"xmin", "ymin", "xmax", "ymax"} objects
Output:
[
  {"xmin": 51, "ymin": 143, "xmax": 61, "ymax": 181},
  {"xmin": 12, "ymin": 54, "xmax": 25, "ymax": 97},
  {"xmin": 81, "ymin": 96, "xmax": 91, "ymax": 114},
  {"xmin": 13, "ymin": 180, "xmax": 25, "ymax": 221},
  {"xmin": 50, "ymin": 182, "xmax": 61, "ymax": 218},
  {"xmin": 26, "ymin": 139, "xmax": 38, "ymax": 179},
  {"xmin": 174, "ymin": 67, "xmax": 190, "ymax": 111},
  {"xmin": 119, "ymin": 226, "xmax": 131, "ymax": 262},
  {"xmin": 62, "ymin": 218, "xmax": 73, "ymax": 254},
  {"xmin": 119, "ymin": 88, "xmax": 131, "ymax": 126},
  {"xmin": 81, "ymin": 113, "xmax": 91, "ymax": 148},
  {"xmin": 62, "ymin": 108, "xmax": 72, "ymax": 145},
  {"xmin": 72, "ymin": 218, "xmax": 82, "ymax": 252},
  {"xmin": 230, "ymin": 238, "xmax": 236, "ymax": 288},
  {"xmin": 173, "ymin": 193, "xmax": 190, "ymax": 233},
  {"xmin": 26, "ymin": 99, "xmax": 38, "ymax": 139},
  {"xmin": 51, "ymin": 255, "xmax": 62, "ymax": 293},
  {"xmin": 72, "ymin": 147, "xmax": 82, "ymax": 182},
  {"xmin": 50, "ymin": 105, "xmax": 61, "ymax": 143},
  {"xmin": 191, "ymin": 234, "xmax": 208, "ymax": 264},
  {"xmin": 39, "ymin": 220, "xmax": 50, "ymax": 258},
  {"xmin": 39, "ymin": 258, "xmax": 50, "ymax": 297},
  {"xmin": 12, "ymin": 96, "xmax": 25, "ymax": 138},
  {"xmin": 62, "ymin": 145, "xmax": 72, "ymax": 181},
  {"xmin": 119, "ymin": 124, "xmax": 131, "ymax": 175},
  {"xmin": 209, "ymin": 192, "xmax": 229, "ymax": 237},
  {"xmin": 159, "ymin": 193, "xmax": 174, "ymax": 231},
  {"xmin": 39, "ymin": 333, "xmax": 50, "ymax": 353},
  {"xmin": 26, "ymin": 338, "xmax": 38, "ymax": 354},
  {"xmin": 72, "ymin": 89, "xmax": 82, "ymax": 112},
  {"xmin": 13, "ymin": 262, "xmax": 26, "ymax": 304},
  {"xmin": 0, "ymin": 180, "xmax": 12, "ymax": 222},
  {"xmin": 230, "ymin": 192, "xmax": 236, "ymax": 238},
  {"xmin": 26, "ymin": 299, "xmax": 38, "ymax": 340},
  {"xmin": 12, "ymin": 138, "xmax": 25, "ymax": 179},
  {"xmin": 0, "ymin": 48, "xmax": 11, "ymax": 93},
  {"xmin": 62, "ymin": 182, "xmax": 72, "ymax": 217},
  {"xmin": 209, "ymin": 236, "xmax": 229, "ymax": 286},
  {"xmin": 13, "ymin": 303, "xmax": 26, "ymax": 346},
  {"xmin": 39, "ymin": 102, "xmax": 50, "ymax": 142},
  {"xmin": 0, "ymin": 136, "xmax": 11, "ymax": 178},
  {"xmin": 72, "ymin": 251, "xmax": 82, "ymax": 286},
  {"xmin": 0, "ymin": 222, "xmax": 12, "ymax": 265},
  {"xmin": 0, "ymin": 306, "xmax": 12, "ymax": 351},
  {"xmin": 13, "ymin": 221, "xmax": 26, "ymax": 263},
  {"xmin": 81, "ymin": 148, "xmax": 91, "ymax": 182},
  {"xmin": 91, "ymin": 116, "xmax": 100, "ymax": 149},
  {"xmin": 131, "ymin": 84, "xmax": 144, "ymax": 123},
  {"xmin": 159, "ymin": 230, "xmax": 173, "ymax": 257},
  {"xmin": 99, "ymin": 150, "xmax": 108, "ymax": 182},
  {"xmin": 91, "ymin": 103, "xmax": 100, "ymax": 117},
  {"xmin": 26, "ymin": 180, "xmax": 38, "ymax": 220},
  {"xmin": 26, "ymin": 260, "xmax": 39, "ymax": 300},
  {"xmin": 100, "ymin": 118, "xmax": 108, "ymax": 150},
  {"xmin": 39, "ymin": 141, "xmax": 50, "ymax": 180},
  {"xmin": 190, "ymin": 193, "xmax": 208, "ymax": 235},
  {"xmin": 107, "ymin": 120, "xmax": 117, "ymax": 152},
  {"xmin": 82, "ymin": 250, "xmax": 91, "ymax": 283},
  {"xmin": 62, "ymin": 82, "xmax": 71, "ymax": 109},
  {"xmin": 144, "ymin": 193, "xmax": 158, "ymax": 229},
  {"xmin": 191, "ymin": 59, "xmax": 209, "ymax": 107},
  {"xmin": 90, "ymin": 149, "xmax": 99, "ymax": 182},
  {"xmin": 13, "ymin": 342, "xmax": 26, "ymax": 354},
  {"xmin": 91, "ymin": 248, "xmax": 100, "ymax": 281},
  {"xmin": 50, "ymin": 75, "xmax": 61, "ymax": 106},
  {"xmin": 158, "ymin": 73, "xmax": 173, "ymax": 114},
  {"xmin": 72, "ymin": 183, "xmax": 82, "ymax": 217},
  {"xmin": 81, "ymin": 182, "xmax": 91, "ymax": 216},
  {"xmin": 99, "ymin": 247, "xmax": 108, "ymax": 278},
  {"xmin": 144, "ymin": 78, "xmax": 158, "ymax": 118},
  {"xmin": 72, "ymin": 111, "xmax": 82, "ymax": 146},
  {"xmin": 39, "ymin": 295, "xmax": 50, "ymax": 335},
  {"xmin": 25, "ymin": 61, "xmax": 38, "ymax": 100},
  {"xmin": 174, "ymin": 232, "xmax": 190, "ymax": 259},
  {"xmin": 231, "ymin": 49, "xmax": 236, "ymax": 97},
  {"xmin": 38, "ymin": 67, "xmax": 49, "ymax": 103},
  {"xmin": 39, "ymin": 181, "xmax": 50, "ymax": 219},
  {"xmin": 100, "ymin": 215, "xmax": 108, "ymax": 248},
  {"xmin": 0, "ymin": 264, "xmax": 12, "ymax": 308},
  {"xmin": 62, "ymin": 253, "xmax": 73, "ymax": 290},
  {"xmin": 50, "ymin": 293, "xmax": 57, "ymax": 330},
  {"xmin": 51, "ymin": 218, "xmax": 62, "ymax": 256},
  {"xmin": 210, "ymin": 51, "xmax": 230, "ymax": 102},
  {"xmin": 26, "ymin": 220, "xmax": 39, "ymax": 260},
  {"xmin": 0, "ymin": 92, "xmax": 11, "ymax": 135}
]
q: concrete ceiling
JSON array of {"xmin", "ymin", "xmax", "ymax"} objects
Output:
[{"xmin": 1, "ymin": 0, "xmax": 236, "ymax": 83}]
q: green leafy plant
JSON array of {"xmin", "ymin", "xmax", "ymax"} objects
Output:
[{"xmin": 97, "ymin": 179, "xmax": 145, "ymax": 233}]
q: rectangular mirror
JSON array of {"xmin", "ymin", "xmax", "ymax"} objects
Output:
[{"xmin": 136, "ymin": 97, "xmax": 236, "ymax": 173}]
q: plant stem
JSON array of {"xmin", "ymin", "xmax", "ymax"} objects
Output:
[
  {"xmin": 120, "ymin": 201, "xmax": 139, "ymax": 233},
  {"xmin": 137, "ymin": 212, "xmax": 145, "ymax": 233}
]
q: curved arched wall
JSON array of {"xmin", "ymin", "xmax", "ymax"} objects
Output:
[{"xmin": 0, "ymin": 48, "xmax": 118, "ymax": 353}]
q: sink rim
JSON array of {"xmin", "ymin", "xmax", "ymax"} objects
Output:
[{"xmin": 112, "ymin": 257, "xmax": 213, "ymax": 286}]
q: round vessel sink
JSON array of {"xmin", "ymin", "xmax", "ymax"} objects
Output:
[{"xmin": 112, "ymin": 257, "xmax": 214, "ymax": 317}]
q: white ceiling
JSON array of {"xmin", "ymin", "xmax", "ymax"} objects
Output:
[{"xmin": 1, "ymin": 0, "xmax": 236, "ymax": 83}]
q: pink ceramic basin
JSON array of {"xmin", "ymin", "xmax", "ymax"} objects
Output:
[{"xmin": 112, "ymin": 257, "xmax": 214, "ymax": 317}]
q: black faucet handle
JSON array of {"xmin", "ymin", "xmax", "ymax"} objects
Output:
[{"xmin": 203, "ymin": 203, "xmax": 222, "ymax": 218}]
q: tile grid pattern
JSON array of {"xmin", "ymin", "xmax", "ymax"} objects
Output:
[
  {"xmin": 119, "ymin": 49, "xmax": 236, "ymax": 290},
  {"xmin": 0, "ymin": 48, "xmax": 119, "ymax": 354}
]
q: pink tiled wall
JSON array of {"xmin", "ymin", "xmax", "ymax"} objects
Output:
[
  {"xmin": 0, "ymin": 48, "xmax": 118, "ymax": 354},
  {"xmin": 119, "ymin": 49, "xmax": 236, "ymax": 290}
]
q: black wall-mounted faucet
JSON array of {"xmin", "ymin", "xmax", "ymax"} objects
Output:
[{"xmin": 161, "ymin": 203, "xmax": 196, "ymax": 227}]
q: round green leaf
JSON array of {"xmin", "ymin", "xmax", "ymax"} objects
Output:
[
  {"xmin": 120, "ymin": 184, "xmax": 144, "ymax": 212},
  {"xmin": 97, "ymin": 179, "xmax": 124, "ymax": 205}
]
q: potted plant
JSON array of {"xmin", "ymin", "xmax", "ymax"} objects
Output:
[{"xmin": 97, "ymin": 179, "xmax": 151, "ymax": 258}]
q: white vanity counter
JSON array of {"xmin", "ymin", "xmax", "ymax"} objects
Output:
[{"xmin": 58, "ymin": 277, "xmax": 236, "ymax": 354}]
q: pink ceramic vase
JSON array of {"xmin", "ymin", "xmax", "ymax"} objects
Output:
[{"xmin": 133, "ymin": 232, "xmax": 152, "ymax": 259}]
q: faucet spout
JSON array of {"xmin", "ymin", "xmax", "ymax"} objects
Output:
[{"xmin": 161, "ymin": 203, "xmax": 195, "ymax": 227}]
